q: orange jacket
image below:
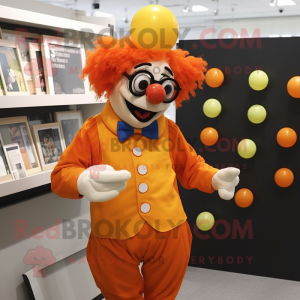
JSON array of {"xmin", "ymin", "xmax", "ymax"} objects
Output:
[{"xmin": 51, "ymin": 101, "xmax": 219, "ymax": 239}]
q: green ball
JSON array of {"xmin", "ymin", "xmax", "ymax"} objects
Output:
[
  {"xmin": 247, "ymin": 105, "xmax": 267, "ymax": 124},
  {"xmin": 238, "ymin": 139, "xmax": 257, "ymax": 159},
  {"xmin": 203, "ymin": 98, "xmax": 222, "ymax": 118},
  {"xmin": 249, "ymin": 70, "xmax": 269, "ymax": 91},
  {"xmin": 196, "ymin": 212, "xmax": 215, "ymax": 231}
]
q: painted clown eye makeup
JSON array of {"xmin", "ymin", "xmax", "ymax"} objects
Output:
[
  {"xmin": 123, "ymin": 69, "xmax": 182, "ymax": 103},
  {"xmin": 132, "ymin": 73, "xmax": 151, "ymax": 95},
  {"xmin": 161, "ymin": 79, "xmax": 176, "ymax": 101}
]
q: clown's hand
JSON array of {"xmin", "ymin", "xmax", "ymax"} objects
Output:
[
  {"xmin": 211, "ymin": 168, "xmax": 240, "ymax": 200},
  {"xmin": 77, "ymin": 165, "xmax": 131, "ymax": 202}
]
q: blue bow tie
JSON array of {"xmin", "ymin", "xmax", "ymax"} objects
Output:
[{"xmin": 117, "ymin": 120, "xmax": 159, "ymax": 142}]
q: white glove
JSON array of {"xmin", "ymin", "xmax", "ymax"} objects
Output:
[
  {"xmin": 211, "ymin": 168, "xmax": 240, "ymax": 200},
  {"xmin": 77, "ymin": 165, "xmax": 131, "ymax": 202}
]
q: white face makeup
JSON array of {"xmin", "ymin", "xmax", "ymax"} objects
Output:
[{"xmin": 110, "ymin": 60, "xmax": 175, "ymax": 128}]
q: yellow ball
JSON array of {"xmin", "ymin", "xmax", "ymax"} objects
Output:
[
  {"xmin": 203, "ymin": 98, "xmax": 222, "ymax": 118},
  {"xmin": 247, "ymin": 105, "xmax": 267, "ymax": 124},
  {"xmin": 238, "ymin": 139, "xmax": 257, "ymax": 159},
  {"xmin": 196, "ymin": 212, "xmax": 215, "ymax": 231},
  {"xmin": 249, "ymin": 70, "xmax": 269, "ymax": 91},
  {"xmin": 130, "ymin": 5, "xmax": 179, "ymax": 51}
]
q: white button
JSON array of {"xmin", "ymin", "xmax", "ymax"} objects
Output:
[
  {"xmin": 139, "ymin": 183, "xmax": 148, "ymax": 193},
  {"xmin": 138, "ymin": 165, "xmax": 147, "ymax": 175},
  {"xmin": 133, "ymin": 147, "xmax": 142, "ymax": 157},
  {"xmin": 141, "ymin": 203, "xmax": 150, "ymax": 214}
]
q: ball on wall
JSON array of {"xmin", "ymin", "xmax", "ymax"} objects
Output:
[
  {"xmin": 200, "ymin": 127, "xmax": 219, "ymax": 146},
  {"xmin": 274, "ymin": 168, "xmax": 294, "ymax": 188},
  {"xmin": 196, "ymin": 212, "xmax": 215, "ymax": 231},
  {"xmin": 205, "ymin": 68, "xmax": 224, "ymax": 88},
  {"xmin": 249, "ymin": 70, "xmax": 269, "ymax": 91},
  {"xmin": 238, "ymin": 139, "xmax": 257, "ymax": 159},
  {"xmin": 247, "ymin": 105, "xmax": 267, "ymax": 124},
  {"xmin": 130, "ymin": 5, "xmax": 179, "ymax": 51},
  {"xmin": 203, "ymin": 98, "xmax": 222, "ymax": 118},
  {"xmin": 287, "ymin": 76, "xmax": 300, "ymax": 98},
  {"xmin": 277, "ymin": 127, "xmax": 297, "ymax": 148},
  {"xmin": 235, "ymin": 188, "xmax": 254, "ymax": 208}
]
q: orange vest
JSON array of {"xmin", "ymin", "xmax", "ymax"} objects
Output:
[
  {"xmin": 51, "ymin": 101, "xmax": 218, "ymax": 240},
  {"xmin": 91, "ymin": 102, "xmax": 187, "ymax": 239}
]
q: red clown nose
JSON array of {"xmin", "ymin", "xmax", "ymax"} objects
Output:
[{"xmin": 146, "ymin": 84, "xmax": 166, "ymax": 105}]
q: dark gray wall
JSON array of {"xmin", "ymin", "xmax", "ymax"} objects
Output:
[{"xmin": 177, "ymin": 38, "xmax": 300, "ymax": 281}]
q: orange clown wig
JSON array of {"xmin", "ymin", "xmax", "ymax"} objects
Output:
[{"xmin": 82, "ymin": 36, "xmax": 207, "ymax": 108}]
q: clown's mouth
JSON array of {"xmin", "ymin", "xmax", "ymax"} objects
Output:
[{"xmin": 125, "ymin": 100, "xmax": 157, "ymax": 123}]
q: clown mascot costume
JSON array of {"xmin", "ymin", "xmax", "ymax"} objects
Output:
[{"xmin": 51, "ymin": 5, "xmax": 240, "ymax": 300}]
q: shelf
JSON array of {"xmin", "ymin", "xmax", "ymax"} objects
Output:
[
  {"xmin": 0, "ymin": 169, "xmax": 52, "ymax": 198},
  {"xmin": 0, "ymin": 94, "xmax": 107, "ymax": 109},
  {"xmin": 0, "ymin": 5, "xmax": 109, "ymax": 34}
]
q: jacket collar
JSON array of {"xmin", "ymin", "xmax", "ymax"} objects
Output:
[{"xmin": 101, "ymin": 100, "xmax": 166, "ymax": 137}]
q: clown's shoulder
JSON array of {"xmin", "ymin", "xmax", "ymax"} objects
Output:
[{"xmin": 164, "ymin": 116, "xmax": 180, "ymax": 134}]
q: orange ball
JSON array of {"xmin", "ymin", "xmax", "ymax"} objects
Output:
[
  {"xmin": 277, "ymin": 127, "xmax": 297, "ymax": 148},
  {"xmin": 274, "ymin": 168, "xmax": 294, "ymax": 188},
  {"xmin": 205, "ymin": 68, "xmax": 224, "ymax": 88},
  {"xmin": 235, "ymin": 188, "xmax": 254, "ymax": 208},
  {"xmin": 200, "ymin": 127, "xmax": 219, "ymax": 146},
  {"xmin": 287, "ymin": 76, "xmax": 300, "ymax": 98}
]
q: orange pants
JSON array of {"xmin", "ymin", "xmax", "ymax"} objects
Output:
[{"xmin": 87, "ymin": 221, "xmax": 192, "ymax": 300}]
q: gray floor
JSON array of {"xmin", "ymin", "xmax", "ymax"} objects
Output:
[{"xmin": 176, "ymin": 267, "xmax": 300, "ymax": 300}]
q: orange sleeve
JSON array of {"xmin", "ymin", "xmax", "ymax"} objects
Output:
[
  {"xmin": 51, "ymin": 116, "xmax": 102, "ymax": 199},
  {"xmin": 168, "ymin": 119, "xmax": 219, "ymax": 194}
]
